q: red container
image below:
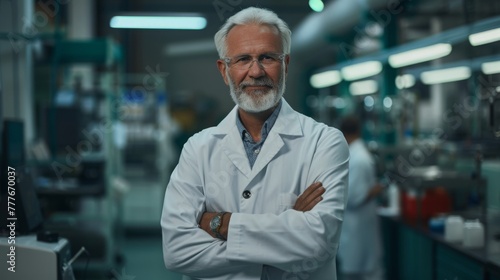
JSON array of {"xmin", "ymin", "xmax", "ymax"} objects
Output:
[
  {"xmin": 401, "ymin": 187, "xmax": 451, "ymax": 223},
  {"xmin": 401, "ymin": 190, "xmax": 418, "ymax": 223}
]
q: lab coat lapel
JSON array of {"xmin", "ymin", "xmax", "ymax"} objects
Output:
[
  {"xmin": 249, "ymin": 99, "xmax": 302, "ymax": 179},
  {"xmin": 212, "ymin": 106, "xmax": 252, "ymax": 178},
  {"xmin": 211, "ymin": 99, "xmax": 303, "ymax": 181},
  {"xmin": 249, "ymin": 132, "xmax": 284, "ymax": 179}
]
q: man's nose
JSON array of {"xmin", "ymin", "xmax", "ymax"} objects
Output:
[{"xmin": 247, "ymin": 60, "xmax": 266, "ymax": 78}]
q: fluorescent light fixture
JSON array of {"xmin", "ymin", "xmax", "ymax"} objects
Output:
[
  {"xmin": 310, "ymin": 70, "xmax": 342, "ymax": 88},
  {"xmin": 349, "ymin": 80, "xmax": 378, "ymax": 95},
  {"xmin": 341, "ymin": 61, "xmax": 382, "ymax": 81},
  {"xmin": 309, "ymin": 0, "xmax": 324, "ymax": 12},
  {"xmin": 110, "ymin": 15, "xmax": 207, "ymax": 30},
  {"xmin": 395, "ymin": 74, "xmax": 416, "ymax": 89},
  {"xmin": 481, "ymin": 60, "xmax": 500, "ymax": 75},
  {"xmin": 388, "ymin": 43, "xmax": 452, "ymax": 68},
  {"xmin": 421, "ymin": 66, "xmax": 471, "ymax": 85},
  {"xmin": 469, "ymin": 27, "xmax": 500, "ymax": 46}
]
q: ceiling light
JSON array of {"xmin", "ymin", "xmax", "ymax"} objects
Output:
[
  {"xmin": 332, "ymin": 97, "xmax": 347, "ymax": 109},
  {"xmin": 421, "ymin": 66, "xmax": 471, "ymax": 85},
  {"xmin": 388, "ymin": 43, "xmax": 452, "ymax": 68},
  {"xmin": 469, "ymin": 27, "xmax": 500, "ymax": 46},
  {"xmin": 310, "ymin": 70, "xmax": 342, "ymax": 88},
  {"xmin": 110, "ymin": 15, "xmax": 207, "ymax": 30},
  {"xmin": 341, "ymin": 61, "xmax": 382, "ymax": 81},
  {"xmin": 481, "ymin": 60, "xmax": 500, "ymax": 75},
  {"xmin": 383, "ymin": 96, "xmax": 393, "ymax": 109},
  {"xmin": 395, "ymin": 74, "xmax": 416, "ymax": 89},
  {"xmin": 309, "ymin": 0, "xmax": 324, "ymax": 12},
  {"xmin": 364, "ymin": 96, "xmax": 375, "ymax": 107},
  {"xmin": 349, "ymin": 80, "xmax": 378, "ymax": 95}
]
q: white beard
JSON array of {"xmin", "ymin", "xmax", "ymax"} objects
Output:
[{"xmin": 227, "ymin": 66, "xmax": 286, "ymax": 113}]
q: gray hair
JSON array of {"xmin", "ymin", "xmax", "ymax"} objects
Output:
[{"xmin": 214, "ymin": 7, "xmax": 292, "ymax": 58}]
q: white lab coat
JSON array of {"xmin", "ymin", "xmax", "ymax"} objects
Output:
[
  {"xmin": 338, "ymin": 139, "xmax": 383, "ymax": 275},
  {"xmin": 161, "ymin": 99, "xmax": 349, "ymax": 280}
]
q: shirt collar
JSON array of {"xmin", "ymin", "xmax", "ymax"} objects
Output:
[{"xmin": 236, "ymin": 100, "xmax": 282, "ymax": 143}]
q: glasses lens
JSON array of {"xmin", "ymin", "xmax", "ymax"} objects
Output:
[{"xmin": 229, "ymin": 54, "xmax": 283, "ymax": 70}]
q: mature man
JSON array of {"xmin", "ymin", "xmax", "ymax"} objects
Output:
[{"xmin": 161, "ymin": 7, "xmax": 349, "ymax": 280}]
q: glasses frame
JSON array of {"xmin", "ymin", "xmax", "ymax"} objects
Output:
[{"xmin": 223, "ymin": 53, "xmax": 287, "ymax": 70}]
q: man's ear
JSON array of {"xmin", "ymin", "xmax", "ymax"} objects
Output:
[{"xmin": 217, "ymin": 59, "xmax": 229, "ymax": 85}]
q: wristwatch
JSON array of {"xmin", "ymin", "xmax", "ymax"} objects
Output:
[{"xmin": 209, "ymin": 212, "xmax": 226, "ymax": 240}]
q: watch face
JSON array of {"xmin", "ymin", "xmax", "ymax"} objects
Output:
[{"xmin": 210, "ymin": 216, "xmax": 221, "ymax": 230}]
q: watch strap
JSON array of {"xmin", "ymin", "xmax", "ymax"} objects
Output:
[{"xmin": 213, "ymin": 212, "xmax": 227, "ymax": 240}]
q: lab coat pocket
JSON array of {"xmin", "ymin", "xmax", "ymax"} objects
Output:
[{"xmin": 276, "ymin": 193, "xmax": 298, "ymax": 213}]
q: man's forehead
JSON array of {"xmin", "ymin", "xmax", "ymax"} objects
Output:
[
  {"xmin": 224, "ymin": 23, "xmax": 283, "ymax": 56},
  {"xmin": 227, "ymin": 23, "xmax": 280, "ymax": 37}
]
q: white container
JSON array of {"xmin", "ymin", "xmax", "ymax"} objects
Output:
[
  {"xmin": 463, "ymin": 220, "xmax": 485, "ymax": 248},
  {"xmin": 487, "ymin": 209, "xmax": 500, "ymax": 254},
  {"xmin": 445, "ymin": 215, "xmax": 464, "ymax": 243},
  {"xmin": 388, "ymin": 183, "xmax": 400, "ymax": 215}
]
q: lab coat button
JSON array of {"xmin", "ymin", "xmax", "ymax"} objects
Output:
[{"xmin": 242, "ymin": 190, "xmax": 252, "ymax": 199}]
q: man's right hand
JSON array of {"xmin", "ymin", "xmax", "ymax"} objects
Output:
[{"xmin": 293, "ymin": 182, "xmax": 325, "ymax": 212}]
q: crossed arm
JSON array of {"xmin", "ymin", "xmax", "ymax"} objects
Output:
[{"xmin": 198, "ymin": 182, "xmax": 325, "ymax": 240}]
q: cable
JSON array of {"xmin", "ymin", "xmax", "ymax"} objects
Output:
[
  {"xmin": 63, "ymin": 246, "xmax": 90, "ymax": 280},
  {"xmin": 82, "ymin": 248, "xmax": 90, "ymax": 280}
]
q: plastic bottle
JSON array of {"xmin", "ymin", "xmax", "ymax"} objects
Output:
[
  {"xmin": 388, "ymin": 183, "xmax": 400, "ymax": 215},
  {"xmin": 445, "ymin": 215, "xmax": 464, "ymax": 243}
]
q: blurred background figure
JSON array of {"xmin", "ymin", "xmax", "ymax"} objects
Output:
[{"xmin": 338, "ymin": 115, "xmax": 385, "ymax": 280}]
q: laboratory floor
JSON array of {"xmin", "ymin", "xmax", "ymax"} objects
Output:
[
  {"xmin": 119, "ymin": 234, "xmax": 181, "ymax": 280},
  {"xmin": 74, "ymin": 233, "xmax": 182, "ymax": 280}
]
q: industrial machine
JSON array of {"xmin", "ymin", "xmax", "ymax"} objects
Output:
[{"xmin": 0, "ymin": 234, "xmax": 76, "ymax": 280}]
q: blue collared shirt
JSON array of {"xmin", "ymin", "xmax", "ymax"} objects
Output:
[{"xmin": 236, "ymin": 101, "xmax": 282, "ymax": 168}]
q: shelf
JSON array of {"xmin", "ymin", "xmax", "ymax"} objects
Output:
[
  {"xmin": 390, "ymin": 166, "xmax": 486, "ymax": 190},
  {"xmin": 0, "ymin": 31, "xmax": 64, "ymax": 41},
  {"xmin": 56, "ymin": 39, "xmax": 119, "ymax": 65},
  {"xmin": 381, "ymin": 215, "xmax": 500, "ymax": 278},
  {"xmin": 313, "ymin": 15, "xmax": 500, "ymax": 74},
  {"xmin": 36, "ymin": 184, "xmax": 105, "ymax": 197}
]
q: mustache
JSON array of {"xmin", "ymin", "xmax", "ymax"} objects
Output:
[{"xmin": 239, "ymin": 79, "xmax": 274, "ymax": 88}]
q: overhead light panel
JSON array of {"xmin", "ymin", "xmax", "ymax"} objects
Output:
[
  {"xmin": 341, "ymin": 61, "xmax": 382, "ymax": 81},
  {"xmin": 469, "ymin": 27, "xmax": 500, "ymax": 46},
  {"xmin": 388, "ymin": 43, "xmax": 452, "ymax": 68},
  {"xmin": 310, "ymin": 70, "xmax": 342, "ymax": 88},
  {"xmin": 349, "ymin": 80, "xmax": 378, "ymax": 95},
  {"xmin": 481, "ymin": 60, "xmax": 500, "ymax": 75},
  {"xmin": 309, "ymin": 0, "xmax": 324, "ymax": 12},
  {"xmin": 421, "ymin": 66, "xmax": 471, "ymax": 85},
  {"xmin": 395, "ymin": 74, "xmax": 416, "ymax": 89},
  {"xmin": 110, "ymin": 15, "xmax": 207, "ymax": 30}
]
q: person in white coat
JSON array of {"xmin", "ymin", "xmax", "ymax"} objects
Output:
[
  {"xmin": 337, "ymin": 116, "xmax": 385, "ymax": 280},
  {"xmin": 161, "ymin": 7, "xmax": 349, "ymax": 280}
]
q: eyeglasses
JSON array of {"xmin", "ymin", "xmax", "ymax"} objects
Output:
[{"xmin": 223, "ymin": 53, "xmax": 286, "ymax": 70}]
